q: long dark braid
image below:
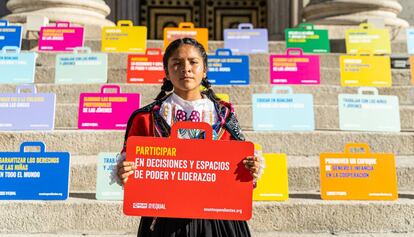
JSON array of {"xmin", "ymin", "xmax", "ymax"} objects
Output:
[
  {"xmin": 201, "ymin": 76, "xmax": 221, "ymax": 102},
  {"xmin": 155, "ymin": 37, "xmax": 221, "ymax": 102},
  {"xmin": 155, "ymin": 77, "xmax": 174, "ymax": 100}
]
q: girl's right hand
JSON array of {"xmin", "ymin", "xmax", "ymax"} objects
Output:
[{"xmin": 117, "ymin": 161, "xmax": 136, "ymax": 185}]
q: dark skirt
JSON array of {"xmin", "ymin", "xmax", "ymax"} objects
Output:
[{"xmin": 137, "ymin": 217, "xmax": 251, "ymax": 237}]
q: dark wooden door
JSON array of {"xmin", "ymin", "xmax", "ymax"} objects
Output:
[{"xmin": 105, "ymin": 0, "xmax": 302, "ymax": 40}]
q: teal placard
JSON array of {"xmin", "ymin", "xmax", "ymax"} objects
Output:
[
  {"xmin": 285, "ymin": 23, "xmax": 330, "ymax": 53},
  {"xmin": 55, "ymin": 47, "xmax": 108, "ymax": 84},
  {"xmin": 96, "ymin": 152, "xmax": 123, "ymax": 200},
  {"xmin": 0, "ymin": 46, "xmax": 36, "ymax": 84},
  {"xmin": 252, "ymin": 86, "xmax": 315, "ymax": 131},
  {"xmin": 338, "ymin": 87, "xmax": 400, "ymax": 132}
]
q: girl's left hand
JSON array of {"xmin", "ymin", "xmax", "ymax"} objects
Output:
[{"xmin": 243, "ymin": 156, "xmax": 260, "ymax": 179}]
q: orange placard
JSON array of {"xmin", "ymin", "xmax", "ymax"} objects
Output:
[
  {"xmin": 320, "ymin": 143, "xmax": 397, "ymax": 200},
  {"xmin": 127, "ymin": 48, "xmax": 165, "ymax": 84},
  {"xmin": 124, "ymin": 122, "xmax": 254, "ymax": 220},
  {"xmin": 410, "ymin": 56, "xmax": 414, "ymax": 85},
  {"xmin": 163, "ymin": 22, "xmax": 208, "ymax": 51}
]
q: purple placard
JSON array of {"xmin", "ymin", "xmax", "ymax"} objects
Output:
[
  {"xmin": 0, "ymin": 85, "xmax": 56, "ymax": 130},
  {"xmin": 78, "ymin": 85, "xmax": 140, "ymax": 130},
  {"xmin": 38, "ymin": 22, "xmax": 84, "ymax": 51},
  {"xmin": 224, "ymin": 23, "xmax": 268, "ymax": 54},
  {"xmin": 270, "ymin": 48, "xmax": 320, "ymax": 85}
]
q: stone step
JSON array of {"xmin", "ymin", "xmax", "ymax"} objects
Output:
[
  {"xmin": 69, "ymin": 155, "xmax": 414, "ymax": 193},
  {"xmin": 0, "ymin": 84, "xmax": 412, "ymax": 105},
  {"xmin": 3, "ymin": 233, "xmax": 414, "ymax": 237},
  {"xmin": 34, "ymin": 66, "xmax": 413, "ymax": 86},
  {"xmin": 34, "ymin": 52, "xmax": 398, "ymax": 69},
  {"xmin": 54, "ymin": 104, "xmax": 414, "ymax": 131},
  {"xmin": 76, "ymin": 39, "xmax": 410, "ymax": 54},
  {"xmin": 0, "ymin": 130, "xmax": 412, "ymax": 156},
  {"xmin": 7, "ymin": 234, "xmax": 414, "ymax": 237},
  {"xmin": 25, "ymin": 39, "xmax": 408, "ymax": 54},
  {"xmin": 1, "ymin": 192, "xmax": 413, "ymax": 234}
]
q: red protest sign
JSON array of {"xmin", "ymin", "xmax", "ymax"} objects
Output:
[
  {"xmin": 127, "ymin": 48, "xmax": 165, "ymax": 84},
  {"xmin": 124, "ymin": 122, "xmax": 254, "ymax": 220}
]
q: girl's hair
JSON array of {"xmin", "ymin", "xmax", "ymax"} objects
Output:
[{"xmin": 155, "ymin": 38, "xmax": 221, "ymax": 102}]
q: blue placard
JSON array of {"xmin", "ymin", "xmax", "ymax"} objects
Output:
[
  {"xmin": 252, "ymin": 86, "xmax": 315, "ymax": 131},
  {"xmin": 338, "ymin": 87, "xmax": 400, "ymax": 132},
  {"xmin": 224, "ymin": 23, "xmax": 268, "ymax": 54},
  {"xmin": 0, "ymin": 46, "xmax": 37, "ymax": 84},
  {"xmin": 406, "ymin": 29, "xmax": 414, "ymax": 54},
  {"xmin": 96, "ymin": 152, "xmax": 123, "ymax": 200},
  {"xmin": 0, "ymin": 85, "xmax": 56, "ymax": 131},
  {"xmin": 207, "ymin": 48, "xmax": 249, "ymax": 85},
  {"xmin": 0, "ymin": 20, "xmax": 22, "ymax": 50},
  {"xmin": 55, "ymin": 47, "xmax": 108, "ymax": 84},
  {"xmin": 0, "ymin": 142, "xmax": 70, "ymax": 200}
]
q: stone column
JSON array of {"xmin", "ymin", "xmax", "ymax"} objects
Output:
[
  {"xmin": 3, "ymin": 0, "xmax": 115, "ymax": 38},
  {"xmin": 302, "ymin": 0, "xmax": 409, "ymax": 39}
]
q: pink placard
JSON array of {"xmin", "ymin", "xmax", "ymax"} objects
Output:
[
  {"xmin": 38, "ymin": 22, "xmax": 84, "ymax": 51},
  {"xmin": 78, "ymin": 85, "xmax": 140, "ymax": 130},
  {"xmin": 270, "ymin": 48, "xmax": 320, "ymax": 85}
]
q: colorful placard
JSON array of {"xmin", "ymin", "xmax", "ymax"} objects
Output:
[
  {"xmin": 407, "ymin": 29, "xmax": 414, "ymax": 54},
  {"xmin": 340, "ymin": 53, "xmax": 391, "ymax": 87},
  {"xmin": 207, "ymin": 48, "xmax": 249, "ymax": 85},
  {"xmin": 285, "ymin": 23, "xmax": 330, "ymax": 53},
  {"xmin": 0, "ymin": 141, "xmax": 70, "ymax": 200},
  {"xmin": 102, "ymin": 20, "xmax": 147, "ymax": 53},
  {"xmin": 216, "ymin": 93, "xmax": 229, "ymax": 103},
  {"xmin": 127, "ymin": 48, "xmax": 164, "ymax": 84},
  {"xmin": 0, "ymin": 85, "xmax": 56, "ymax": 130},
  {"xmin": 270, "ymin": 48, "xmax": 320, "ymax": 85},
  {"xmin": 124, "ymin": 122, "xmax": 254, "ymax": 220},
  {"xmin": 253, "ymin": 153, "xmax": 288, "ymax": 201},
  {"xmin": 252, "ymin": 86, "xmax": 314, "ymax": 131},
  {"xmin": 55, "ymin": 47, "xmax": 108, "ymax": 84},
  {"xmin": 320, "ymin": 143, "xmax": 397, "ymax": 200},
  {"xmin": 163, "ymin": 22, "xmax": 208, "ymax": 51},
  {"xmin": 0, "ymin": 20, "xmax": 22, "ymax": 50},
  {"xmin": 0, "ymin": 46, "xmax": 37, "ymax": 84},
  {"xmin": 38, "ymin": 21, "xmax": 84, "ymax": 51},
  {"xmin": 346, "ymin": 23, "xmax": 391, "ymax": 55},
  {"xmin": 96, "ymin": 152, "xmax": 123, "ymax": 200},
  {"xmin": 78, "ymin": 85, "xmax": 140, "ymax": 130},
  {"xmin": 223, "ymin": 23, "xmax": 268, "ymax": 54},
  {"xmin": 338, "ymin": 87, "xmax": 400, "ymax": 132},
  {"xmin": 199, "ymin": 87, "xmax": 229, "ymax": 102}
]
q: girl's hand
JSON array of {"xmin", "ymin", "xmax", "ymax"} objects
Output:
[
  {"xmin": 243, "ymin": 156, "xmax": 260, "ymax": 179},
  {"xmin": 117, "ymin": 161, "xmax": 136, "ymax": 185}
]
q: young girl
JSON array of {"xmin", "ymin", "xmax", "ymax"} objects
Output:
[{"xmin": 116, "ymin": 38, "xmax": 263, "ymax": 237}]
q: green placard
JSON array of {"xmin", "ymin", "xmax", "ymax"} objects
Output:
[
  {"xmin": 96, "ymin": 152, "xmax": 123, "ymax": 200},
  {"xmin": 285, "ymin": 23, "xmax": 330, "ymax": 53}
]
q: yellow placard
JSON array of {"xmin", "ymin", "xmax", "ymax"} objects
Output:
[
  {"xmin": 253, "ymin": 151, "xmax": 289, "ymax": 201},
  {"xmin": 216, "ymin": 93, "xmax": 229, "ymax": 102},
  {"xmin": 102, "ymin": 20, "xmax": 147, "ymax": 53},
  {"xmin": 410, "ymin": 57, "xmax": 414, "ymax": 85},
  {"xmin": 199, "ymin": 86, "xmax": 229, "ymax": 102},
  {"xmin": 320, "ymin": 143, "xmax": 397, "ymax": 200},
  {"xmin": 340, "ymin": 53, "xmax": 391, "ymax": 87},
  {"xmin": 346, "ymin": 23, "xmax": 391, "ymax": 55},
  {"xmin": 163, "ymin": 22, "xmax": 208, "ymax": 52}
]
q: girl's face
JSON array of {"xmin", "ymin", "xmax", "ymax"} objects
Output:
[{"xmin": 166, "ymin": 44, "xmax": 206, "ymax": 99}]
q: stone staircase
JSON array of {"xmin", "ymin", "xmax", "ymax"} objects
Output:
[{"xmin": 0, "ymin": 40, "xmax": 413, "ymax": 236}]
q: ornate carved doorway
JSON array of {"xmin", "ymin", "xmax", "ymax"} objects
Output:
[
  {"xmin": 105, "ymin": 0, "xmax": 301, "ymax": 40},
  {"xmin": 139, "ymin": 0, "xmax": 267, "ymax": 40}
]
